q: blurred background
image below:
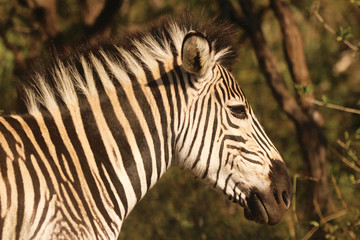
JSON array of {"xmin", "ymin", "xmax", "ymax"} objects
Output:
[{"xmin": 0, "ymin": 0, "xmax": 359, "ymax": 239}]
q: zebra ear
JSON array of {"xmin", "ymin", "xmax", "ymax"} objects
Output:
[{"xmin": 181, "ymin": 31, "xmax": 213, "ymax": 77}]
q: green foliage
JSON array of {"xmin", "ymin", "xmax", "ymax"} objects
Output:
[
  {"xmin": 336, "ymin": 26, "xmax": 353, "ymax": 41},
  {"xmin": 294, "ymin": 83, "xmax": 312, "ymax": 95},
  {"xmin": 322, "ymin": 94, "xmax": 329, "ymax": 105}
]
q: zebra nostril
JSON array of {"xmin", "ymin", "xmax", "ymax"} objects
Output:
[
  {"xmin": 268, "ymin": 160, "xmax": 292, "ymax": 209},
  {"xmin": 273, "ymin": 189, "xmax": 280, "ymax": 204},
  {"xmin": 282, "ymin": 191, "xmax": 290, "ymax": 208}
]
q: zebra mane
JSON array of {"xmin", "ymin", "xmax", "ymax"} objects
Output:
[{"xmin": 24, "ymin": 16, "xmax": 238, "ymax": 114}]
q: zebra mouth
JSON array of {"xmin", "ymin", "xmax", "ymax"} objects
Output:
[
  {"xmin": 227, "ymin": 192, "xmax": 269, "ymax": 224},
  {"xmin": 243, "ymin": 192, "xmax": 269, "ymax": 224}
]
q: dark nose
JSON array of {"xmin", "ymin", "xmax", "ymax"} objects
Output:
[
  {"xmin": 244, "ymin": 159, "xmax": 292, "ymax": 225},
  {"xmin": 269, "ymin": 159, "xmax": 292, "ymax": 210}
]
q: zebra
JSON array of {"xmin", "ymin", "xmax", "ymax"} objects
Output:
[{"xmin": 0, "ymin": 17, "xmax": 292, "ymax": 239}]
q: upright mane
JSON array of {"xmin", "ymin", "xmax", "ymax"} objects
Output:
[{"xmin": 23, "ymin": 16, "xmax": 237, "ymax": 115}]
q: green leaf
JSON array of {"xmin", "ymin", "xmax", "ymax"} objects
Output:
[
  {"xmin": 350, "ymin": 175, "xmax": 356, "ymax": 184},
  {"xmin": 321, "ymin": 95, "xmax": 329, "ymax": 104},
  {"xmin": 294, "ymin": 84, "xmax": 311, "ymax": 95},
  {"xmin": 304, "ymin": 85, "xmax": 312, "ymax": 95},
  {"xmin": 294, "ymin": 83, "xmax": 301, "ymax": 91},
  {"xmin": 346, "ymin": 139, "xmax": 352, "ymax": 148},
  {"xmin": 310, "ymin": 220, "xmax": 320, "ymax": 227},
  {"xmin": 337, "ymin": 26, "xmax": 353, "ymax": 41},
  {"xmin": 356, "ymin": 128, "xmax": 360, "ymax": 135}
]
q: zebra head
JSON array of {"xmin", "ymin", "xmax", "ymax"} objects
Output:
[{"xmin": 176, "ymin": 31, "xmax": 292, "ymax": 225}]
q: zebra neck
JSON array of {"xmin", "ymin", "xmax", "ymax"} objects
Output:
[
  {"xmin": 8, "ymin": 93, "xmax": 177, "ymax": 237},
  {"xmin": 58, "ymin": 89, "xmax": 178, "ymax": 206}
]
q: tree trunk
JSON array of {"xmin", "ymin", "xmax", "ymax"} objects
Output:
[
  {"xmin": 223, "ymin": 0, "xmax": 334, "ymax": 213},
  {"xmin": 270, "ymin": 0, "xmax": 332, "ymax": 213}
]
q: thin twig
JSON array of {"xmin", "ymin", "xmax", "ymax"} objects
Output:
[
  {"xmin": 313, "ymin": 0, "xmax": 359, "ymax": 52},
  {"xmin": 292, "ymin": 175, "xmax": 298, "ymax": 224},
  {"xmin": 285, "ymin": 213, "xmax": 296, "ymax": 240},
  {"xmin": 313, "ymin": 199, "xmax": 324, "ymax": 220},
  {"xmin": 336, "ymin": 139, "xmax": 360, "ymax": 164},
  {"xmin": 291, "ymin": 174, "xmax": 319, "ymax": 224},
  {"xmin": 300, "ymin": 209, "xmax": 347, "ymax": 240},
  {"xmin": 322, "ymin": 210, "xmax": 347, "ymax": 223},
  {"xmin": 300, "ymin": 226, "xmax": 319, "ymax": 240},
  {"xmin": 332, "ymin": 148, "xmax": 360, "ymax": 173},
  {"xmin": 331, "ymin": 175, "xmax": 348, "ymax": 209},
  {"xmin": 305, "ymin": 97, "xmax": 360, "ymax": 115}
]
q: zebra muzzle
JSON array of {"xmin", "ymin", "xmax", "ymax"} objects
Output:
[{"xmin": 244, "ymin": 160, "xmax": 292, "ymax": 225}]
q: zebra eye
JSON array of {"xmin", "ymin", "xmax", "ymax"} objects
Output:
[{"xmin": 228, "ymin": 105, "xmax": 247, "ymax": 119}]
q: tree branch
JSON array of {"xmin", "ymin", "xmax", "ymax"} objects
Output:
[
  {"xmin": 21, "ymin": 0, "xmax": 60, "ymax": 38},
  {"xmin": 236, "ymin": 0, "xmax": 308, "ymax": 124},
  {"xmin": 270, "ymin": 0, "xmax": 325, "ymax": 127},
  {"xmin": 84, "ymin": 0, "xmax": 124, "ymax": 39},
  {"xmin": 223, "ymin": 0, "xmax": 333, "ymax": 213},
  {"xmin": 313, "ymin": 0, "xmax": 359, "ymax": 52}
]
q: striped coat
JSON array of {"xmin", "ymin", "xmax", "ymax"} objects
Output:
[{"xmin": 0, "ymin": 17, "xmax": 291, "ymax": 239}]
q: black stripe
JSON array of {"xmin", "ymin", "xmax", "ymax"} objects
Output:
[
  {"xmin": 59, "ymin": 104, "xmax": 110, "ymax": 238},
  {"xmin": 217, "ymin": 82, "xmax": 228, "ymax": 105},
  {"xmin": 192, "ymin": 97, "xmax": 212, "ymax": 169},
  {"xmin": 179, "ymin": 96, "xmax": 205, "ymax": 165},
  {"xmin": 242, "ymin": 155, "xmax": 263, "ymax": 165},
  {"xmin": 172, "ymin": 58, "xmax": 184, "ymax": 131},
  {"xmin": 70, "ymin": 99, "xmax": 126, "ymax": 225},
  {"xmin": 20, "ymin": 115, "xmax": 61, "ymax": 225},
  {"xmin": 202, "ymin": 103, "xmax": 218, "ymax": 179},
  {"xmin": 158, "ymin": 62, "xmax": 174, "ymax": 168},
  {"xmin": 223, "ymin": 173, "xmax": 233, "ymax": 193},
  {"xmin": 251, "ymin": 117, "xmax": 273, "ymax": 150},
  {"xmin": 145, "ymin": 62, "xmax": 169, "ymax": 178},
  {"xmin": 35, "ymin": 112, "xmax": 91, "ymax": 237},
  {"xmin": 29, "ymin": 190, "xmax": 51, "ymax": 240},
  {"xmin": 251, "ymin": 131, "xmax": 272, "ymax": 160},
  {"xmin": 112, "ymin": 90, "xmax": 153, "ymax": 191},
  {"xmin": 215, "ymin": 135, "xmax": 225, "ymax": 188},
  {"xmin": 13, "ymin": 160, "xmax": 24, "ymax": 240},
  {"xmin": 92, "ymin": 59, "xmax": 153, "ymax": 194},
  {"xmin": 1, "ymin": 117, "xmax": 45, "ymax": 240},
  {"xmin": 174, "ymin": 66, "xmax": 188, "ymax": 103},
  {"xmin": 218, "ymin": 68, "xmax": 233, "ymax": 100},
  {"xmin": 110, "ymin": 51, "xmax": 163, "ymax": 183},
  {"xmin": 0, "ymin": 121, "xmax": 17, "ymax": 179}
]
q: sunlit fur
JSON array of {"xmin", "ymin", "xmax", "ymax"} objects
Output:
[{"xmin": 0, "ymin": 17, "xmax": 289, "ymax": 239}]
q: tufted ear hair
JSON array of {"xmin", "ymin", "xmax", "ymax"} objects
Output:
[{"xmin": 181, "ymin": 31, "xmax": 213, "ymax": 77}]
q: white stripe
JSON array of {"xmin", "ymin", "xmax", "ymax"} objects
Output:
[
  {"xmin": 101, "ymin": 53, "xmax": 162, "ymax": 188},
  {"xmin": 121, "ymin": 47, "xmax": 170, "ymax": 177},
  {"xmin": 2, "ymin": 157, "xmax": 17, "ymax": 240},
  {"xmin": 91, "ymin": 55, "xmax": 148, "ymax": 198},
  {"xmin": 0, "ymin": 117, "xmax": 25, "ymax": 160},
  {"xmin": 11, "ymin": 116, "xmax": 60, "ymax": 191},
  {"xmin": 44, "ymin": 107, "xmax": 97, "ymax": 237},
  {"xmin": 31, "ymin": 112, "xmax": 73, "ymax": 182},
  {"xmin": 80, "ymin": 58, "xmax": 138, "ymax": 213},
  {"xmin": 0, "ymin": 125, "xmax": 14, "ymax": 159},
  {"xmin": 17, "ymin": 159, "xmax": 35, "ymax": 240}
]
